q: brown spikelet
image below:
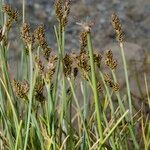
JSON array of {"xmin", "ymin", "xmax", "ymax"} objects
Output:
[
  {"xmin": 5, "ymin": 18, "xmax": 14, "ymax": 32},
  {"xmin": 94, "ymin": 53, "xmax": 102, "ymax": 68},
  {"xmin": 76, "ymin": 52, "xmax": 90, "ymax": 72},
  {"xmin": 104, "ymin": 73, "xmax": 119, "ymax": 91},
  {"xmin": 80, "ymin": 31, "xmax": 88, "ymax": 53},
  {"xmin": 55, "ymin": 0, "xmax": 71, "ymax": 27},
  {"xmin": 105, "ymin": 49, "xmax": 117, "ymax": 70},
  {"xmin": 3, "ymin": 4, "xmax": 18, "ymax": 21},
  {"xmin": 111, "ymin": 12, "xmax": 124, "ymax": 43},
  {"xmin": 13, "ymin": 79, "xmax": 29, "ymax": 100},
  {"xmin": 61, "ymin": 0, "xmax": 71, "ymax": 27},
  {"xmin": 63, "ymin": 53, "xmax": 73, "ymax": 77},
  {"xmin": 34, "ymin": 76, "xmax": 45, "ymax": 102},
  {"xmin": 112, "ymin": 82, "xmax": 120, "ymax": 92},
  {"xmin": 2, "ymin": 4, "xmax": 18, "ymax": 32},
  {"xmin": 104, "ymin": 73, "xmax": 113, "ymax": 88},
  {"xmin": 73, "ymin": 67, "xmax": 78, "ymax": 78},
  {"xmin": 21, "ymin": 23, "xmax": 34, "ymax": 45},
  {"xmin": 55, "ymin": 0, "xmax": 63, "ymax": 22},
  {"xmin": 34, "ymin": 25, "xmax": 52, "ymax": 60}
]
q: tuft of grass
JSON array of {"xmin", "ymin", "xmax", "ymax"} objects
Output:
[{"xmin": 0, "ymin": 1, "xmax": 149, "ymax": 150}]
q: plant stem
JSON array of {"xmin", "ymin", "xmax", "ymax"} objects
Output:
[
  {"xmin": 120, "ymin": 42, "xmax": 132, "ymax": 119},
  {"xmin": 87, "ymin": 33, "xmax": 104, "ymax": 144},
  {"xmin": 24, "ymin": 45, "xmax": 34, "ymax": 150}
]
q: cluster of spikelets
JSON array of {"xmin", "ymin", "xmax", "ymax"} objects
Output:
[
  {"xmin": 0, "ymin": 4, "xmax": 18, "ymax": 46},
  {"xmin": 1, "ymin": 2, "xmax": 123, "ymax": 103}
]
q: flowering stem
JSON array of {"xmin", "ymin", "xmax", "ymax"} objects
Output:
[
  {"xmin": 87, "ymin": 33, "xmax": 104, "ymax": 145},
  {"xmin": 24, "ymin": 45, "xmax": 34, "ymax": 150},
  {"xmin": 120, "ymin": 42, "xmax": 132, "ymax": 120}
]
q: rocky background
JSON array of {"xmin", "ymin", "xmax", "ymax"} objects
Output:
[{"xmin": 4, "ymin": 0, "xmax": 150, "ymax": 111}]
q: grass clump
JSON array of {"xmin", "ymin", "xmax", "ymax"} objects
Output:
[{"xmin": 0, "ymin": 1, "xmax": 149, "ymax": 150}]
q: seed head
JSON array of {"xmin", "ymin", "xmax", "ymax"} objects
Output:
[
  {"xmin": 55, "ymin": 0, "xmax": 63, "ymax": 22},
  {"xmin": 34, "ymin": 76, "xmax": 45, "ymax": 102},
  {"xmin": 111, "ymin": 12, "xmax": 124, "ymax": 43},
  {"xmin": 13, "ymin": 79, "xmax": 29, "ymax": 100},
  {"xmin": 76, "ymin": 52, "xmax": 90, "ymax": 72},
  {"xmin": 63, "ymin": 53, "xmax": 73, "ymax": 77},
  {"xmin": 94, "ymin": 53, "xmax": 102, "ymax": 68},
  {"xmin": 104, "ymin": 73, "xmax": 119, "ymax": 91},
  {"xmin": 105, "ymin": 50, "xmax": 117, "ymax": 70},
  {"xmin": 112, "ymin": 82, "xmax": 120, "ymax": 92},
  {"xmin": 55, "ymin": 0, "xmax": 71, "ymax": 27},
  {"xmin": 80, "ymin": 31, "xmax": 88, "ymax": 53},
  {"xmin": 34, "ymin": 25, "xmax": 52, "ymax": 60},
  {"xmin": 73, "ymin": 67, "xmax": 78, "ymax": 79},
  {"xmin": 3, "ymin": 4, "xmax": 18, "ymax": 21},
  {"xmin": 21, "ymin": 23, "xmax": 34, "ymax": 45}
]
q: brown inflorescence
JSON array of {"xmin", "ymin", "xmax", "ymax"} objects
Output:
[
  {"xmin": 105, "ymin": 49, "xmax": 117, "ymax": 70},
  {"xmin": 104, "ymin": 73, "xmax": 119, "ymax": 92},
  {"xmin": 80, "ymin": 31, "xmax": 88, "ymax": 53},
  {"xmin": 55, "ymin": 0, "xmax": 63, "ymax": 22},
  {"xmin": 76, "ymin": 52, "xmax": 90, "ymax": 73},
  {"xmin": 63, "ymin": 53, "xmax": 73, "ymax": 77},
  {"xmin": 111, "ymin": 12, "xmax": 124, "ymax": 43},
  {"xmin": 94, "ymin": 53, "xmax": 102, "ymax": 69},
  {"xmin": 72, "ymin": 51, "xmax": 90, "ymax": 80},
  {"xmin": 34, "ymin": 25, "xmax": 52, "ymax": 60},
  {"xmin": 73, "ymin": 67, "xmax": 78, "ymax": 79},
  {"xmin": 34, "ymin": 76, "xmax": 45, "ymax": 102},
  {"xmin": 55, "ymin": 0, "xmax": 71, "ymax": 28},
  {"xmin": 21, "ymin": 23, "xmax": 34, "ymax": 46},
  {"xmin": 13, "ymin": 79, "xmax": 29, "ymax": 100},
  {"xmin": 3, "ymin": 4, "xmax": 18, "ymax": 32}
]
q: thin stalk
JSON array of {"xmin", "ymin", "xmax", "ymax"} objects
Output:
[
  {"xmin": 23, "ymin": 45, "xmax": 34, "ymax": 150},
  {"xmin": 120, "ymin": 42, "xmax": 132, "ymax": 119},
  {"xmin": 87, "ymin": 33, "xmax": 103, "ymax": 143}
]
